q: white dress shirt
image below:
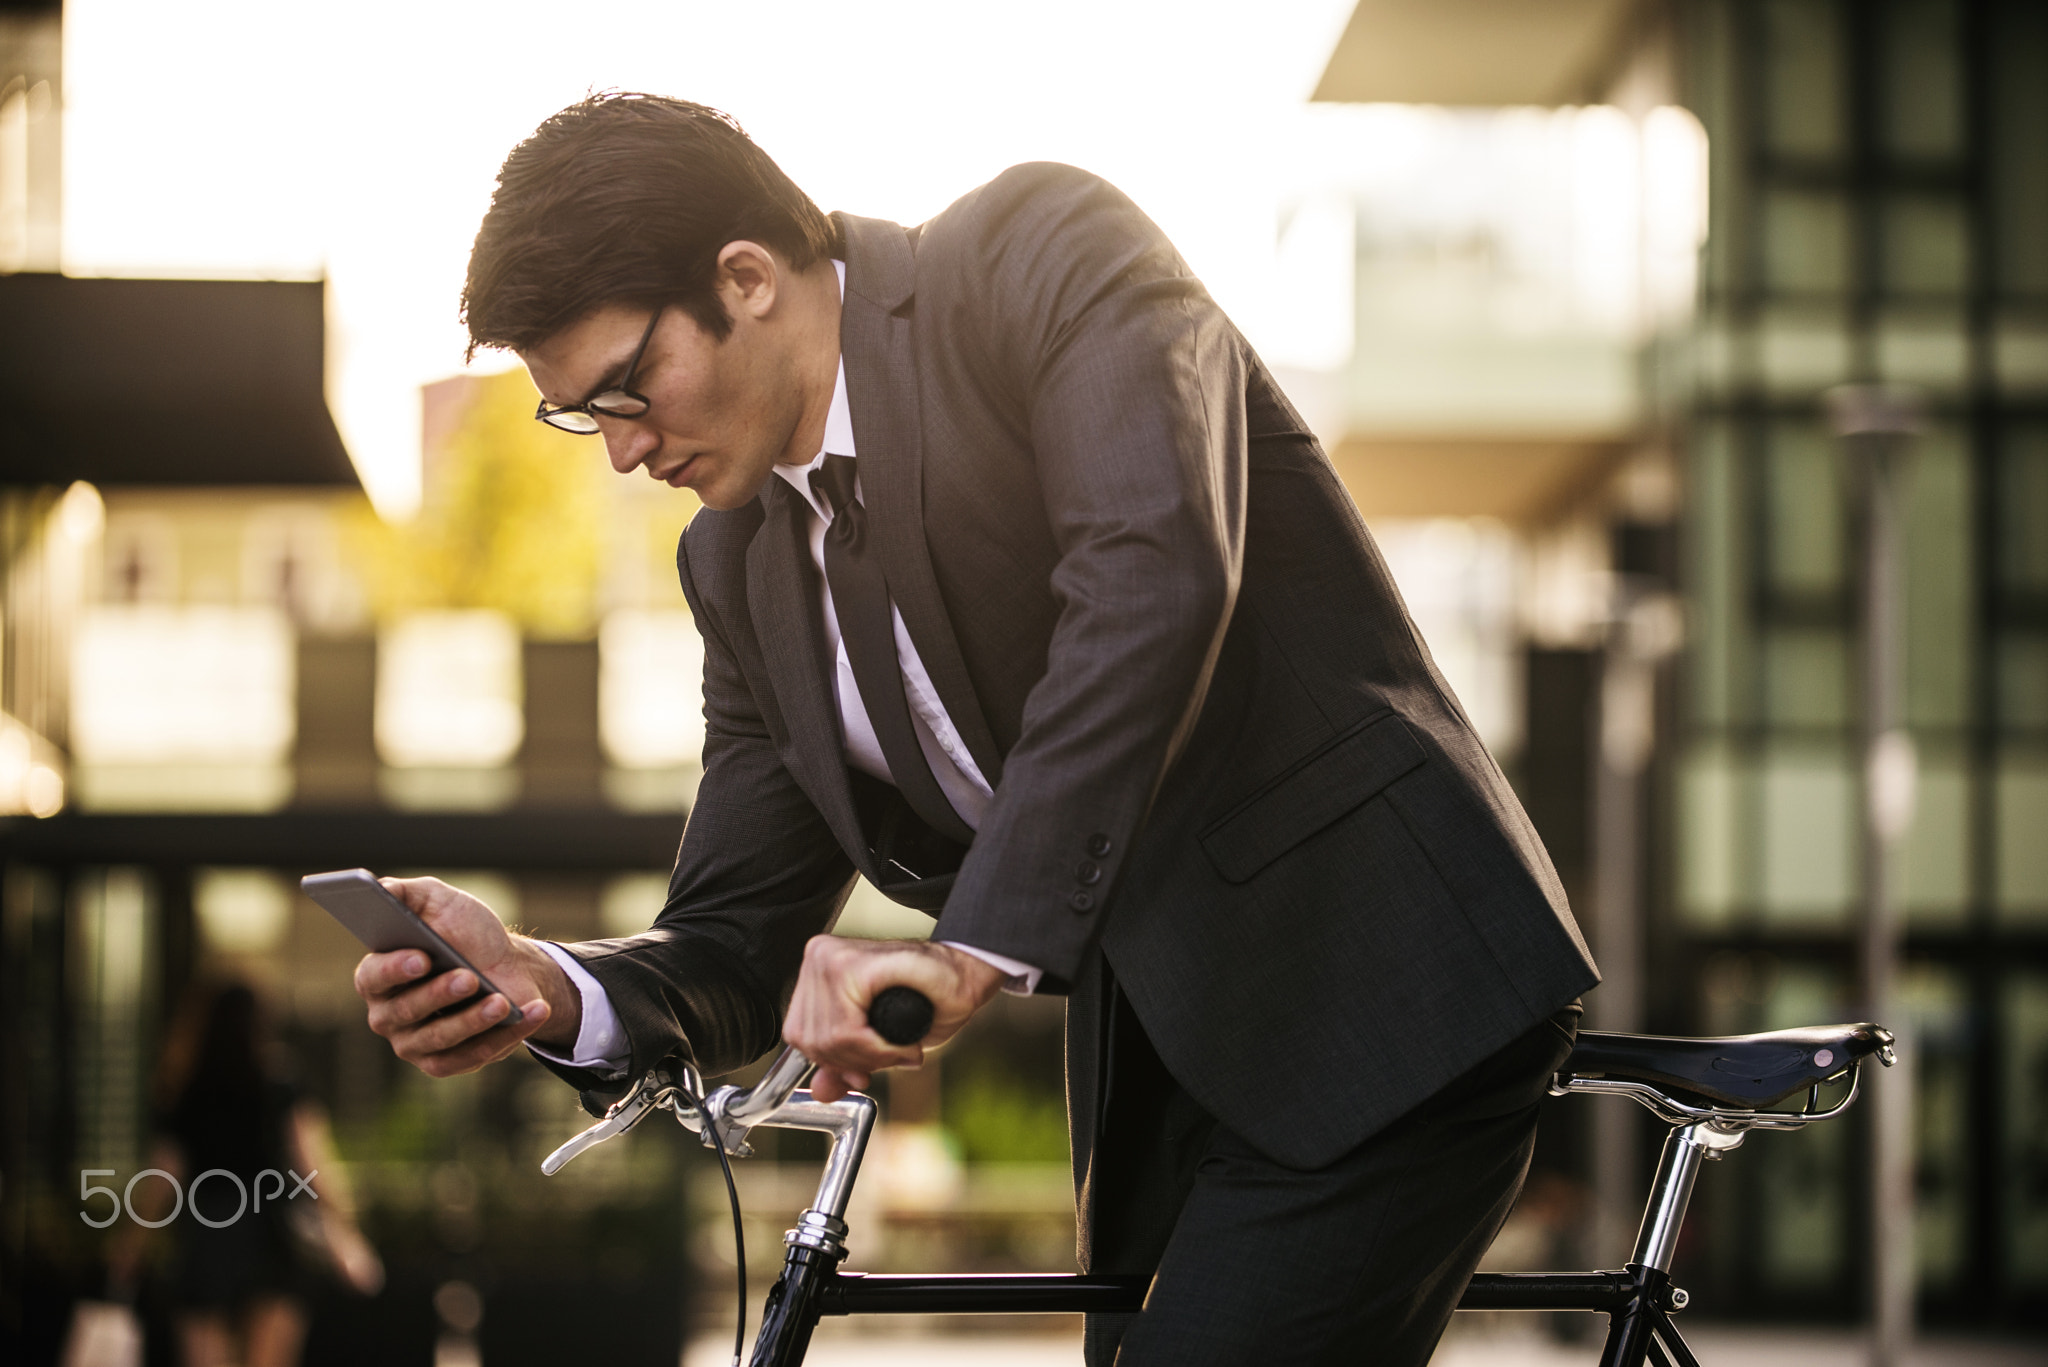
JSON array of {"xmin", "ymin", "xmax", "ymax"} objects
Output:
[{"xmin": 529, "ymin": 263, "xmax": 1038, "ymax": 1076}]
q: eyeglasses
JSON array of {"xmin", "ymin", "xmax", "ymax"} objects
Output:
[{"xmin": 534, "ymin": 305, "xmax": 664, "ymax": 434}]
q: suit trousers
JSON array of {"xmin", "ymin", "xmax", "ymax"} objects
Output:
[{"xmin": 1083, "ymin": 991, "xmax": 1579, "ymax": 1367}]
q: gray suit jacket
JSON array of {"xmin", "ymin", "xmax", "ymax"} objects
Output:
[{"xmin": 540, "ymin": 163, "xmax": 1598, "ymax": 1182}]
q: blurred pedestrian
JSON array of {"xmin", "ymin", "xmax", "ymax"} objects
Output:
[{"xmin": 134, "ymin": 980, "xmax": 381, "ymax": 1367}]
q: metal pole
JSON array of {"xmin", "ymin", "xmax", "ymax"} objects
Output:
[
  {"xmin": 1826, "ymin": 384, "xmax": 1921, "ymax": 1367},
  {"xmin": 1591, "ymin": 584, "xmax": 1681, "ymax": 1264}
]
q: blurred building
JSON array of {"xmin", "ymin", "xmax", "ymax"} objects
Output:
[
  {"xmin": 1314, "ymin": 0, "xmax": 2046, "ymax": 1333},
  {"xmin": 0, "ymin": 267, "xmax": 700, "ymax": 1361}
]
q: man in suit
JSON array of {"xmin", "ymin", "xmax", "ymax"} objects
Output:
[{"xmin": 354, "ymin": 94, "xmax": 1598, "ymax": 1365}]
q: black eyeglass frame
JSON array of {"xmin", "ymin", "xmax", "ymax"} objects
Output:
[{"xmin": 533, "ymin": 304, "xmax": 665, "ymax": 434}]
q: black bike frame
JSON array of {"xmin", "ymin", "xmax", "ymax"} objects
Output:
[
  {"xmin": 749, "ymin": 1258, "xmax": 1700, "ymax": 1367},
  {"xmin": 546, "ymin": 1038, "xmax": 1882, "ymax": 1367}
]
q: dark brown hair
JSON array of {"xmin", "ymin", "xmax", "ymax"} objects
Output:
[{"xmin": 461, "ymin": 93, "xmax": 839, "ymax": 359}]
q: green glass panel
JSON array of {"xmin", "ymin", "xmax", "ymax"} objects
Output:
[
  {"xmin": 2003, "ymin": 973, "xmax": 2048, "ymax": 1286},
  {"xmin": 1880, "ymin": 0, "xmax": 1964, "ymax": 160},
  {"xmin": 1764, "ymin": 190, "xmax": 1853, "ymax": 294},
  {"xmin": 1755, "ymin": 962, "xmax": 1849, "ymax": 1288},
  {"xmin": 1689, "ymin": 419, "xmax": 1745, "ymax": 725},
  {"xmin": 2001, "ymin": 425, "xmax": 2048, "ymax": 594},
  {"xmin": 1759, "ymin": 743, "xmax": 1855, "ymax": 926},
  {"xmin": 2000, "ymin": 634, "xmax": 2048, "ymax": 733},
  {"xmin": 1996, "ymin": 752, "xmax": 2048, "ymax": 923},
  {"xmin": 1993, "ymin": 1, "xmax": 2048, "ymax": 294},
  {"xmin": 1878, "ymin": 307, "xmax": 1971, "ymax": 394},
  {"xmin": 1903, "ymin": 963, "xmax": 1971, "ymax": 1291},
  {"xmin": 1679, "ymin": 743, "xmax": 1744, "ymax": 925},
  {"xmin": 1765, "ymin": 627, "xmax": 1851, "ymax": 727},
  {"xmin": 1767, "ymin": 422, "xmax": 1846, "ymax": 595},
  {"xmin": 1901, "ymin": 755, "xmax": 1971, "ymax": 926},
  {"xmin": 1995, "ymin": 315, "xmax": 2048, "ymax": 395},
  {"xmin": 1762, "ymin": 0, "xmax": 1847, "ymax": 158},
  {"xmin": 1905, "ymin": 428, "xmax": 1974, "ymax": 727},
  {"xmin": 1883, "ymin": 195, "xmax": 1971, "ymax": 296},
  {"xmin": 1758, "ymin": 305, "xmax": 1853, "ymax": 395}
]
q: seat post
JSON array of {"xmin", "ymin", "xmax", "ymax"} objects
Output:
[{"xmin": 1631, "ymin": 1121, "xmax": 1744, "ymax": 1271}]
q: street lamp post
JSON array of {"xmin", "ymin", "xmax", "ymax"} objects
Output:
[{"xmin": 1826, "ymin": 383, "xmax": 1922, "ymax": 1367}]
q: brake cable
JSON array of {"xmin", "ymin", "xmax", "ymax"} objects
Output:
[{"xmin": 674, "ymin": 1077, "xmax": 747, "ymax": 1367}]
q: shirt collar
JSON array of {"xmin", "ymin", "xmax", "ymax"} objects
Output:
[{"xmin": 773, "ymin": 259, "xmax": 853, "ymax": 520}]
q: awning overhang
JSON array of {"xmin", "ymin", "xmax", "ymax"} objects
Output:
[
  {"xmin": 1312, "ymin": 0, "xmax": 1640, "ymax": 107},
  {"xmin": 0, "ymin": 274, "xmax": 360, "ymax": 489}
]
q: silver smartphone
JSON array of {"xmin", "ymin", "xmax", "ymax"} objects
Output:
[{"xmin": 301, "ymin": 869, "xmax": 523, "ymax": 1024}]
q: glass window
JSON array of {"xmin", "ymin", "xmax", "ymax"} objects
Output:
[
  {"xmin": 1762, "ymin": 0, "xmax": 1847, "ymax": 159},
  {"xmin": 69, "ymin": 605, "xmax": 296, "ymax": 812},
  {"xmin": 600, "ymin": 872, "xmax": 670, "ymax": 939},
  {"xmin": 1877, "ymin": 307, "xmax": 1970, "ymax": 392},
  {"xmin": 1882, "ymin": 195, "xmax": 1970, "ymax": 296},
  {"xmin": 1995, "ymin": 315, "xmax": 2048, "ymax": 395},
  {"xmin": 1688, "ymin": 419, "xmax": 1746, "ymax": 726},
  {"xmin": 1903, "ymin": 963, "xmax": 1971, "ymax": 1293},
  {"xmin": 1759, "ymin": 744, "xmax": 1856, "ymax": 925},
  {"xmin": 1879, "ymin": 0, "xmax": 1964, "ymax": 160},
  {"xmin": 2003, "ymin": 972, "xmax": 2048, "ymax": 1288},
  {"xmin": 2000, "ymin": 635, "xmax": 2048, "ymax": 733},
  {"xmin": 1679, "ymin": 743, "xmax": 1744, "ymax": 925},
  {"xmin": 1900, "ymin": 754, "xmax": 1971, "ymax": 926},
  {"xmin": 194, "ymin": 868, "xmax": 292, "ymax": 957},
  {"xmin": 1996, "ymin": 751, "xmax": 2048, "ymax": 923},
  {"xmin": 1764, "ymin": 627, "xmax": 1851, "ymax": 727},
  {"xmin": 598, "ymin": 609, "xmax": 706, "ymax": 769},
  {"xmin": 375, "ymin": 611, "xmax": 523, "ymax": 768},
  {"xmin": 1906, "ymin": 428, "xmax": 1975, "ymax": 727},
  {"xmin": 598, "ymin": 609, "xmax": 707, "ymax": 813},
  {"xmin": 1753, "ymin": 961, "xmax": 1850, "ymax": 1288},
  {"xmin": 1758, "ymin": 304, "xmax": 1854, "ymax": 394},
  {"xmin": 72, "ymin": 867, "xmax": 155, "ymax": 1170},
  {"xmin": 374, "ymin": 611, "xmax": 523, "ymax": 811},
  {"xmin": 1766, "ymin": 423, "xmax": 1846, "ymax": 597},
  {"xmin": 1763, "ymin": 190, "xmax": 1853, "ymax": 294},
  {"xmin": 2000, "ymin": 425, "xmax": 2048, "ymax": 595},
  {"xmin": 1992, "ymin": 1, "xmax": 2048, "ymax": 294}
]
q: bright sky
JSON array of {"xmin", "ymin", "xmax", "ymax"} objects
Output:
[{"xmin": 61, "ymin": 0, "xmax": 1364, "ymax": 516}]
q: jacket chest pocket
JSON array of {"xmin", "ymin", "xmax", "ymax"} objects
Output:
[{"xmin": 1199, "ymin": 710, "xmax": 1427, "ymax": 884}]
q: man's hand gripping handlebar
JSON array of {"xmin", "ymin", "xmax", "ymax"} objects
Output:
[{"xmin": 540, "ymin": 987, "xmax": 936, "ymax": 1174}]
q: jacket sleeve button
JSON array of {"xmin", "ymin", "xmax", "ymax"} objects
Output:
[
  {"xmin": 1069, "ymin": 890, "xmax": 1095, "ymax": 913},
  {"xmin": 1076, "ymin": 861, "xmax": 1102, "ymax": 885},
  {"xmin": 1086, "ymin": 833, "xmax": 1112, "ymax": 858}
]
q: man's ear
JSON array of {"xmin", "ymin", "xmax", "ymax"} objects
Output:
[{"xmin": 716, "ymin": 240, "xmax": 780, "ymax": 321}]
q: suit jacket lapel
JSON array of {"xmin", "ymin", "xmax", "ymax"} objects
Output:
[
  {"xmin": 837, "ymin": 212, "xmax": 1006, "ymax": 788},
  {"xmin": 744, "ymin": 478, "xmax": 870, "ymax": 863}
]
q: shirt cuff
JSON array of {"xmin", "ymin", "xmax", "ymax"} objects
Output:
[
  {"xmin": 938, "ymin": 941, "xmax": 1043, "ymax": 996},
  {"xmin": 525, "ymin": 941, "xmax": 632, "ymax": 1078}
]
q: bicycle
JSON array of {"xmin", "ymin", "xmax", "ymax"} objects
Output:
[{"xmin": 540, "ymin": 989, "xmax": 1895, "ymax": 1367}]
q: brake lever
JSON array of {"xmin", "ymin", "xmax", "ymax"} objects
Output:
[{"xmin": 541, "ymin": 1060, "xmax": 705, "ymax": 1175}]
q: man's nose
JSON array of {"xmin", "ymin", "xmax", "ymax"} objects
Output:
[{"xmin": 603, "ymin": 420, "xmax": 655, "ymax": 475}]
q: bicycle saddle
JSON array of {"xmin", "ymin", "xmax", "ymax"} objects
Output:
[{"xmin": 1559, "ymin": 1023, "xmax": 1893, "ymax": 1110}]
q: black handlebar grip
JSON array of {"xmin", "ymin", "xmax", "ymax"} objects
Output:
[{"xmin": 868, "ymin": 986, "xmax": 935, "ymax": 1045}]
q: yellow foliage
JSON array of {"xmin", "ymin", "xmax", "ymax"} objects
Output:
[{"xmin": 353, "ymin": 370, "xmax": 610, "ymax": 639}]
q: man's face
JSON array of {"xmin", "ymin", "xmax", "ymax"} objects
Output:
[{"xmin": 520, "ymin": 257, "xmax": 809, "ymax": 510}]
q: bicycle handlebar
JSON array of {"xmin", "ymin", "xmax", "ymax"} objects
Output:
[
  {"xmin": 544, "ymin": 984, "xmax": 940, "ymax": 1172},
  {"xmin": 868, "ymin": 986, "xmax": 935, "ymax": 1045}
]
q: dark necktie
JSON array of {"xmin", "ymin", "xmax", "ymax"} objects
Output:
[{"xmin": 810, "ymin": 455, "xmax": 976, "ymax": 846}]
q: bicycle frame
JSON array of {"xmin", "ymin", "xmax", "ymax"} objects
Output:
[{"xmin": 545, "ymin": 1042, "xmax": 1888, "ymax": 1367}]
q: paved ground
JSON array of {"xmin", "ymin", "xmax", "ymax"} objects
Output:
[{"xmin": 687, "ymin": 1319, "xmax": 2048, "ymax": 1366}]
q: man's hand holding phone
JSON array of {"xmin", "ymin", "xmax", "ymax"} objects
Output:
[{"xmin": 350, "ymin": 877, "xmax": 578, "ymax": 1077}]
